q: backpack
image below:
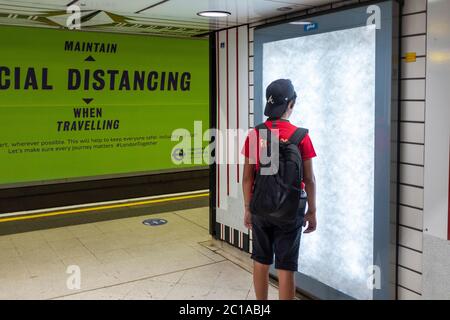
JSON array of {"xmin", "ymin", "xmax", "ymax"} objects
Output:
[{"xmin": 250, "ymin": 121, "xmax": 308, "ymax": 222}]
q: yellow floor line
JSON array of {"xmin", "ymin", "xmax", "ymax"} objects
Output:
[{"xmin": 0, "ymin": 192, "xmax": 209, "ymax": 223}]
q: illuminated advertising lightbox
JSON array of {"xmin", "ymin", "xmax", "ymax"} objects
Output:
[
  {"xmin": 0, "ymin": 26, "xmax": 209, "ymax": 187},
  {"xmin": 264, "ymin": 25, "xmax": 376, "ymax": 300},
  {"xmin": 255, "ymin": 1, "xmax": 398, "ymax": 300}
]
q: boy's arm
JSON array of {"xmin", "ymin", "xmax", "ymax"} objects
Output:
[
  {"xmin": 303, "ymin": 158, "xmax": 317, "ymax": 233},
  {"xmin": 243, "ymin": 156, "xmax": 255, "ymax": 229}
]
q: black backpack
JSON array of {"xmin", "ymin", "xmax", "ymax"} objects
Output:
[{"xmin": 250, "ymin": 121, "xmax": 308, "ymax": 222}]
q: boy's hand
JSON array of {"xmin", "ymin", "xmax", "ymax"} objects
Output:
[
  {"xmin": 244, "ymin": 209, "xmax": 252, "ymax": 230},
  {"xmin": 303, "ymin": 210, "xmax": 317, "ymax": 233}
]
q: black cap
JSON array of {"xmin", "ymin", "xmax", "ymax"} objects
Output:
[{"xmin": 264, "ymin": 79, "xmax": 297, "ymax": 118}]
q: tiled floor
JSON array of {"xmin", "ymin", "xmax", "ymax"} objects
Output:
[{"xmin": 0, "ymin": 207, "xmax": 278, "ymax": 300}]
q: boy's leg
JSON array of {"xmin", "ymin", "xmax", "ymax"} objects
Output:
[
  {"xmin": 251, "ymin": 215, "xmax": 274, "ymax": 300},
  {"xmin": 253, "ymin": 261, "xmax": 270, "ymax": 300},
  {"xmin": 273, "ymin": 212, "xmax": 304, "ymax": 300},
  {"xmin": 277, "ymin": 269, "xmax": 295, "ymax": 300}
]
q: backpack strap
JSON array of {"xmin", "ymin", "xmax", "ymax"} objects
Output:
[
  {"xmin": 289, "ymin": 127, "xmax": 308, "ymax": 146},
  {"xmin": 254, "ymin": 123, "xmax": 273, "ymax": 169},
  {"xmin": 255, "ymin": 123, "xmax": 267, "ymax": 131}
]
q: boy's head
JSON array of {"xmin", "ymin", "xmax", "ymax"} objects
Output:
[{"xmin": 264, "ymin": 79, "xmax": 297, "ymax": 119}]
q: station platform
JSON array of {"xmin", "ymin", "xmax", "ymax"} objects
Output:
[{"xmin": 0, "ymin": 206, "xmax": 278, "ymax": 300}]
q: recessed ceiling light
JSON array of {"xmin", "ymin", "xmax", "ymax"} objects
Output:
[
  {"xmin": 197, "ymin": 11, "xmax": 231, "ymax": 18},
  {"xmin": 289, "ymin": 21, "xmax": 314, "ymax": 25},
  {"xmin": 277, "ymin": 7, "xmax": 293, "ymax": 12}
]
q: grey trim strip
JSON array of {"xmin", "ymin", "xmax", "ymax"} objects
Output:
[
  {"xmin": 0, "ymin": 166, "xmax": 206, "ymax": 190},
  {"xmin": 135, "ymin": 0, "xmax": 170, "ymax": 14},
  {"xmin": 66, "ymin": 0, "xmax": 78, "ymax": 6}
]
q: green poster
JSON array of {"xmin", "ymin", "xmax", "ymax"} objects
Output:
[{"xmin": 0, "ymin": 26, "xmax": 209, "ymax": 186}]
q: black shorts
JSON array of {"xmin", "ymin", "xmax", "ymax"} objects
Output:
[{"xmin": 251, "ymin": 206, "xmax": 305, "ymax": 271}]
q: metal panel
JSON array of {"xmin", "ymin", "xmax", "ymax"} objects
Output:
[{"xmin": 423, "ymin": 0, "xmax": 450, "ymax": 240}]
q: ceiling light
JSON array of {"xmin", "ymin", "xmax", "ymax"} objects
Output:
[
  {"xmin": 277, "ymin": 7, "xmax": 293, "ymax": 12},
  {"xmin": 289, "ymin": 21, "xmax": 314, "ymax": 25},
  {"xmin": 197, "ymin": 11, "xmax": 231, "ymax": 18}
]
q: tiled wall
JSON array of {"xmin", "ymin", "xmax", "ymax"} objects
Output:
[
  {"xmin": 214, "ymin": 0, "xmax": 428, "ymax": 300},
  {"xmin": 396, "ymin": 0, "xmax": 427, "ymax": 300},
  {"xmin": 214, "ymin": 26, "xmax": 251, "ymax": 251}
]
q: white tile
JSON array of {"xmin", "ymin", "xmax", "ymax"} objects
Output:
[
  {"xmin": 0, "ymin": 206, "xmax": 260, "ymax": 300},
  {"xmin": 206, "ymin": 287, "xmax": 250, "ymax": 300},
  {"xmin": 150, "ymin": 270, "xmax": 185, "ymax": 283},
  {"xmin": 401, "ymin": 101, "xmax": 425, "ymax": 122},
  {"xmin": 402, "ymin": 13, "xmax": 427, "ymax": 36},
  {"xmin": 19, "ymin": 246, "xmax": 60, "ymax": 264},
  {"xmin": 94, "ymin": 249, "xmax": 133, "ymax": 264},
  {"xmin": 400, "ymin": 143, "xmax": 424, "ymax": 165},
  {"xmin": 249, "ymin": 28, "xmax": 254, "ymax": 42},
  {"xmin": 401, "ymin": 58, "xmax": 426, "ymax": 79},
  {"xmin": 399, "ymin": 205, "xmax": 423, "ymax": 230},
  {"xmin": 178, "ymin": 262, "xmax": 225, "ymax": 287},
  {"xmin": 400, "ymin": 122, "xmax": 424, "ymax": 144},
  {"xmin": 246, "ymin": 283, "xmax": 279, "ymax": 300},
  {"xmin": 0, "ymin": 237, "xmax": 14, "ymax": 249},
  {"xmin": 398, "ymin": 245, "xmax": 423, "ymax": 273},
  {"xmin": 399, "ymin": 184, "xmax": 424, "ymax": 208},
  {"xmin": 0, "ymin": 247, "xmax": 20, "ymax": 260},
  {"xmin": 399, "ymin": 226, "xmax": 423, "ymax": 251},
  {"xmin": 398, "ymin": 285, "xmax": 422, "ymax": 300},
  {"xmin": 401, "ymin": 79, "xmax": 426, "ymax": 100},
  {"xmin": 398, "ymin": 266, "xmax": 422, "ymax": 294},
  {"xmin": 165, "ymin": 283, "xmax": 212, "ymax": 300},
  {"xmin": 400, "ymin": 164, "xmax": 424, "ymax": 187},
  {"xmin": 0, "ymin": 257, "xmax": 30, "ymax": 280},
  {"xmin": 249, "ymin": 56, "xmax": 254, "ymax": 71},
  {"xmin": 402, "ymin": 0, "xmax": 427, "ymax": 14},
  {"xmin": 67, "ymin": 224, "xmax": 104, "ymax": 238},
  {"xmin": 401, "ymin": 35, "xmax": 426, "ymax": 56},
  {"xmin": 48, "ymin": 240, "xmax": 92, "ymax": 259}
]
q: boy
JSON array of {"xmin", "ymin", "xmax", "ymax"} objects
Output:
[{"xmin": 241, "ymin": 79, "xmax": 317, "ymax": 300}]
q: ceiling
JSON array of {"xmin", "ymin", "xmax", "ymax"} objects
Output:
[{"xmin": 0, "ymin": 0, "xmax": 338, "ymax": 37}]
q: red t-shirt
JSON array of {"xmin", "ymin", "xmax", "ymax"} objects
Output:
[{"xmin": 241, "ymin": 119, "xmax": 317, "ymax": 188}]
